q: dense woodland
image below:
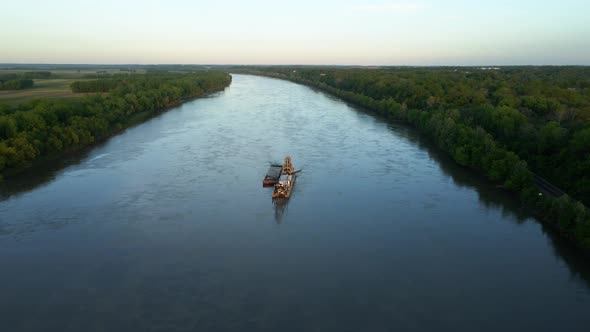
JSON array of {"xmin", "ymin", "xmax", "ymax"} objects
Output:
[
  {"xmin": 0, "ymin": 79, "xmax": 34, "ymax": 90},
  {"xmin": 0, "ymin": 71, "xmax": 231, "ymax": 177},
  {"xmin": 242, "ymin": 66, "xmax": 590, "ymax": 252}
]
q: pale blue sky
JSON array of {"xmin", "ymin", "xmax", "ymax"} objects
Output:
[{"xmin": 1, "ymin": 0, "xmax": 589, "ymax": 65}]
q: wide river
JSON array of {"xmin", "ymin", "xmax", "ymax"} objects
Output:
[{"xmin": 1, "ymin": 74, "xmax": 589, "ymax": 331}]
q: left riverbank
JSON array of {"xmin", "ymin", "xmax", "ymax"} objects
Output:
[{"xmin": 0, "ymin": 72, "xmax": 232, "ymax": 180}]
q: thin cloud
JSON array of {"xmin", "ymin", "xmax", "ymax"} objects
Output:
[{"xmin": 353, "ymin": 2, "xmax": 427, "ymax": 13}]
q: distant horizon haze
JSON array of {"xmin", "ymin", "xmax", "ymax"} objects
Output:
[
  {"xmin": 2, "ymin": 0, "xmax": 589, "ymax": 66},
  {"xmin": 0, "ymin": 63, "xmax": 587, "ymax": 67}
]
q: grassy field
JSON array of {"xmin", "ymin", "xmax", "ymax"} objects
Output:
[
  {"xmin": 0, "ymin": 78, "xmax": 92, "ymax": 104},
  {"xmin": 0, "ymin": 68, "xmax": 144, "ymax": 105}
]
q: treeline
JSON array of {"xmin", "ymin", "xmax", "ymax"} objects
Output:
[
  {"xmin": 0, "ymin": 71, "xmax": 53, "ymax": 90},
  {"xmin": 242, "ymin": 67, "xmax": 590, "ymax": 253},
  {"xmin": 0, "ymin": 79, "xmax": 34, "ymax": 90},
  {"xmin": 0, "ymin": 71, "xmax": 231, "ymax": 177},
  {"xmin": 23, "ymin": 71, "xmax": 52, "ymax": 79},
  {"xmin": 0, "ymin": 71, "xmax": 51, "ymax": 81},
  {"xmin": 71, "ymin": 78, "xmax": 122, "ymax": 92}
]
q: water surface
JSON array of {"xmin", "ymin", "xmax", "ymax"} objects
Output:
[{"xmin": 1, "ymin": 74, "xmax": 589, "ymax": 331}]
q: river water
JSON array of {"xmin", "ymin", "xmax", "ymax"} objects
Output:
[{"xmin": 1, "ymin": 74, "xmax": 589, "ymax": 331}]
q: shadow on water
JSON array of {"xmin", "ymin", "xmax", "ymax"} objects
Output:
[
  {"xmin": 324, "ymin": 91, "xmax": 532, "ymax": 221},
  {"xmin": 0, "ymin": 141, "xmax": 110, "ymax": 201},
  {"xmin": 543, "ymin": 223, "xmax": 590, "ymax": 287},
  {"xmin": 0, "ymin": 144, "xmax": 109, "ymax": 238},
  {"xmin": 273, "ymin": 198, "xmax": 289, "ymax": 224},
  {"xmin": 380, "ymin": 120, "xmax": 590, "ymax": 289},
  {"xmin": 409, "ymin": 126, "xmax": 531, "ymax": 222}
]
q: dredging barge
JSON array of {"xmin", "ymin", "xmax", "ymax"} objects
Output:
[
  {"xmin": 262, "ymin": 164, "xmax": 283, "ymax": 187},
  {"xmin": 272, "ymin": 156, "xmax": 296, "ymax": 199}
]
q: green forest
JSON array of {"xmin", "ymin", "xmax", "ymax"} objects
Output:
[
  {"xmin": 0, "ymin": 71, "xmax": 231, "ymax": 178},
  {"xmin": 240, "ymin": 66, "xmax": 590, "ymax": 253},
  {"xmin": 0, "ymin": 79, "xmax": 34, "ymax": 90}
]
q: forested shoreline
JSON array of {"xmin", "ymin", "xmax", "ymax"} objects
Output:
[
  {"xmin": 0, "ymin": 71, "xmax": 231, "ymax": 178},
  {"xmin": 238, "ymin": 67, "xmax": 590, "ymax": 254}
]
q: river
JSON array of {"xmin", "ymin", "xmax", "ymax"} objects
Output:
[{"xmin": 1, "ymin": 74, "xmax": 589, "ymax": 331}]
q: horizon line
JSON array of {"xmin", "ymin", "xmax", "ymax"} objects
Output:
[{"xmin": 1, "ymin": 63, "xmax": 589, "ymax": 68}]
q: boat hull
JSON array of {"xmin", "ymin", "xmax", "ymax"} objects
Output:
[
  {"xmin": 272, "ymin": 172, "xmax": 296, "ymax": 199},
  {"xmin": 262, "ymin": 165, "xmax": 283, "ymax": 187},
  {"xmin": 262, "ymin": 179, "xmax": 276, "ymax": 187}
]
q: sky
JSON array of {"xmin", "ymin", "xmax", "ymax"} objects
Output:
[{"xmin": 1, "ymin": 0, "xmax": 589, "ymax": 65}]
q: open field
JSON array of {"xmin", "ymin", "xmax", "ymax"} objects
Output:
[
  {"xmin": 0, "ymin": 78, "xmax": 93, "ymax": 104},
  {"xmin": 0, "ymin": 68, "xmax": 148, "ymax": 105}
]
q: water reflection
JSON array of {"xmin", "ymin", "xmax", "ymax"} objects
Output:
[
  {"xmin": 0, "ymin": 149, "xmax": 94, "ymax": 201},
  {"xmin": 273, "ymin": 198, "xmax": 289, "ymax": 224},
  {"xmin": 543, "ymin": 223, "xmax": 590, "ymax": 288},
  {"xmin": 410, "ymin": 126, "xmax": 531, "ymax": 223},
  {"xmin": 380, "ymin": 122, "xmax": 590, "ymax": 288},
  {"xmin": 354, "ymin": 118, "xmax": 534, "ymax": 224}
]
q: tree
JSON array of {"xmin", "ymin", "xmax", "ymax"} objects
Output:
[{"xmin": 0, "ymin": 116, "xmax": 17, "ymax": 139}]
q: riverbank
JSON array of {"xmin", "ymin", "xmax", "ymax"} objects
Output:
[
  {"xmin": 235, "ymin": 69, "xmax": 590, "ymax": 256},
  {"xmin": 0, "ymin": 72, "xmax": 232, "ymax": 181}
]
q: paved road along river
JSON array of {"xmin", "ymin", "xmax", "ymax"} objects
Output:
[{"xmin": 1, "ymin": 74, "xmax": 589, "ymax": 331}]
